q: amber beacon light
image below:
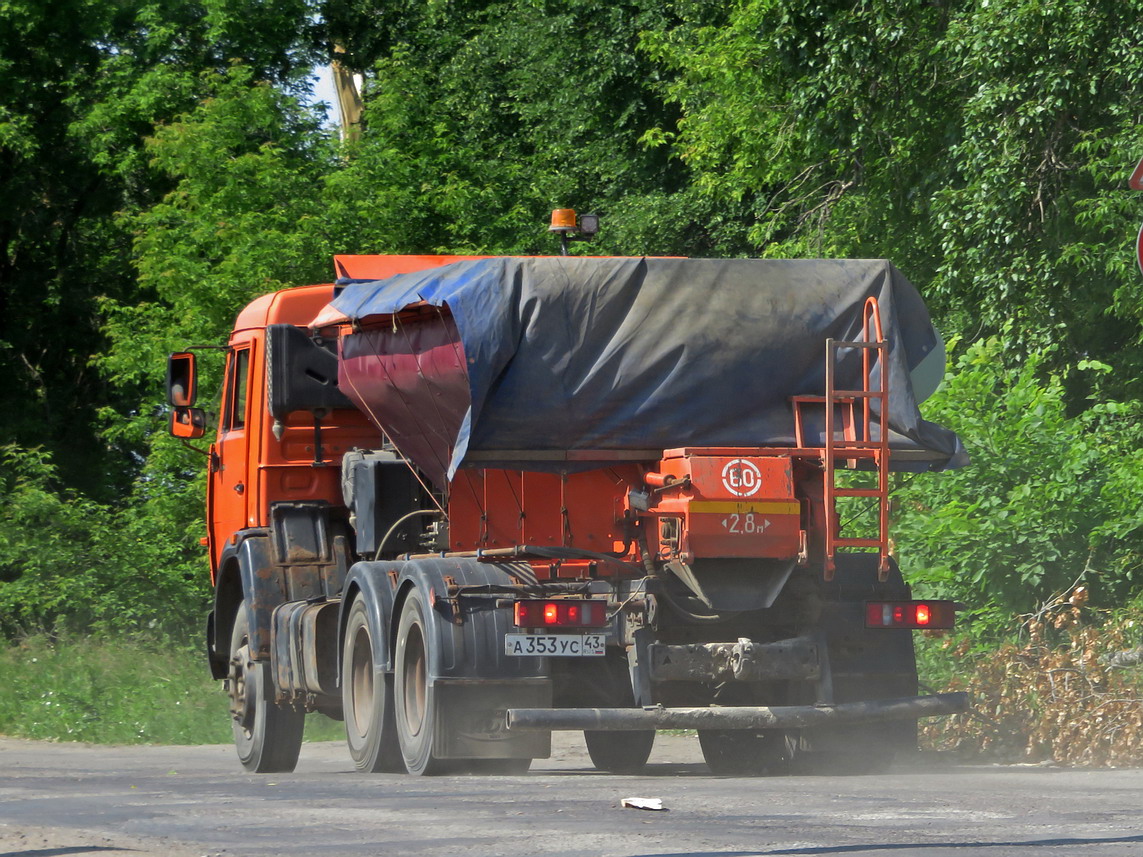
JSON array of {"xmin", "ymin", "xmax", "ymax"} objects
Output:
[
  {"xmin": 549, "ymin": 208, "xmax": 579, "ymax": 232},
  {"xmin": 549, "ymin": 208, "xmax": 599, "ymax": 255}
]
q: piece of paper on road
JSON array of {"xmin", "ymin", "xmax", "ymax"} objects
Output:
[{"xmin": 621, "ymin": 797, "xmax": 666, "ymax": 811}]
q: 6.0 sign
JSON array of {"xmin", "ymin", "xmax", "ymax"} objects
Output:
[{"xmin": 721, "ymin": 458, "xmax": 762, "ymax": 497}]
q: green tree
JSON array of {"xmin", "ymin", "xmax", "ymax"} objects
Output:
[
  {"xmin": 895, "ymin": 340, "xmax": 1143, "ymax": 612},
  {"xmin": 644, "ymin": 0, "xmax": 1143, "ymax": 392},
  {"xmin": 0, "ymin": 1, "xmax": 327, "ymax": 638},
  {"xmin": 0, "ymin": 0, "xmax": 323, "ymax": 498},
  {"xmin": 0, "ymin": 445, "xmax": 207, "ymax": 637},
  {"xmin": 321, "ymin": 0, "xmax": 729, "ymax": 256},
  {"xmin": 100, "ymin": 66, "xmax": 335, "ymax": 392}
]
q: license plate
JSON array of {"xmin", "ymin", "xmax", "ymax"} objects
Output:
[{"xmin": 504, "ymin": 634, "xmax": 606, "ymax": 657}]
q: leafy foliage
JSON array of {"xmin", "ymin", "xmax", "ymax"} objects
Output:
[
  {"xmin": 0, "ymin": 0, "xmax": 324, "ymax": 497},
  {"xmin": 0, "ymin": 445, "xmax": 207, "ymax": 638},
  {"xmin": 644, "ymin": 0, "xmax": 1143, "ymax": 390},
  {"xmin": 896, "ymin": 339, "xmax": 1143, "ymax": 611},
  {"xmin": 932, "ymin": 0, "xmax": 1143, "ymax": 365},
  {"xmin": 100, "ymin": 66, "xmax": 335, "ymax": 393},
  {"xmin": 320, "ymin": 0, "xmax": 730, "ymax": 256}
]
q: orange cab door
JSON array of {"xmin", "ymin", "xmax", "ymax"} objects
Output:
[{"xmin": 209, "ymin": 344, "xmax": 254, "ymax": 568}]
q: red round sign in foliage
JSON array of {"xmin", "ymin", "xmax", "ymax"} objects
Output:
[
  {"xmin": 1138, "ymin": 222, "xmax": 1143, "ymax": 278},
  {"xmin": 1133, "ymin": 158, "xmax": 1143, "ymax": 276}
]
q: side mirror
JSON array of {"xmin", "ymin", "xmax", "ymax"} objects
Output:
[
  {"xmin": 167, "ymin": 352, "xmax": 197, "ymax": 407},
  {"xmin": 170, "ymin": 406, "xmax": 206, "ymax": 440}
]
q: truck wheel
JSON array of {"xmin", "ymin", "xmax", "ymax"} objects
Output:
[
  {"xmin": 394, "ymin": 587, "xmax": 450, "ymax": 775},
  {"xmin": 460, "ymin": 758, "xmax": 532, "ymax": 775},
  {"xmin": 342, "ymin": 595, "xmax": 403, "ymax": 773},
  {"xmin": 793, "ymin": 750, "xmax": 893, "ymax": 776},
  {"xmin": 698, "ymin": 729, "xmax": 794, "ymax": 776},
  {"xmin": 228, "ymin": 609, "xmax": 304, "ymax": 773},
  {"xmin": 584, "ymin": 730, "xmax": 655, "ymax": 773}
]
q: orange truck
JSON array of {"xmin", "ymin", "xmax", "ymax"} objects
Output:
[{"xmin": 167, "ymin": 252, "xmax": 968, "ymax": 775}]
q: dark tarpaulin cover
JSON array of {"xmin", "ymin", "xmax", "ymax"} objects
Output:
[{"xmin": 331, "ymin": 257, "xmax": 966, "ymax": 486}]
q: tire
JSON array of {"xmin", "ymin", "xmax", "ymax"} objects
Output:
[
  {"xmin": 698, "ymin": 729, "xmax": 795, "ymax": 776},
  {"xmin": 458, "ymin": 758, "xmax": 532, "ymax": 775},
  {"xmin": 227, "ymin": 608, "xmax": 304, "ymax": 773},
  {"xmin": 393, "ymin": 587, "xmax": 451, "ymax": 775},
  {"xmin": 342, "ymin": 596, "xmax": 403, "ymax": 773},
  {"xmin": 580, "ymin": 653, "xmax": 654, "ymax": 773},
  {"xmin": 792, "ymin": 750, "xmax": 894, "ymax": 776},
  {"xmin": 808, "ymin": 555, "xmax": 915, "ymax": 776},
  {"xmin": 584, "ymin": 730, "xmax": 655, "ymax": 773}
]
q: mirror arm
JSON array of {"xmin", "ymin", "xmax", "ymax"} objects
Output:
[{"xmin": 179, "ymin": 439, "xmax": 212, "ymax": 458}]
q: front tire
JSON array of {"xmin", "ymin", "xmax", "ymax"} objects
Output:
[
  {"xmin": 393, "ymin": 587, "xmax": 451, "ymax": 775},
  {"xmin": 342, "ymin": 595, "xmax": 403, "ymax": 773},
  {"xmin": 228, "ymin": 608, "xmax": 304, "ymax": 773}
]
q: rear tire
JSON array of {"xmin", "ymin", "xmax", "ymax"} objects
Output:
[
  {"xmin": 459, "ymin": 758, "xmax": 532, "ymax": 775},
  {"xmin": 228, "ymin": 609, "xmax": 304, "ymax": 773},
  {"xmin": 807, "ymin": 555, "xmax": 916, "ymax": 776},
  {"xmin": 342, "ymin": 596, "xmax": 403, "ymax": 773},
  {"xmin": 584, "ymin": 730, "xmax": 655, "ymax": 773},
  {"xmin": 792, "ymin": 750, "xmax": 894, "ymax": 776},
  {"xmin": 698, "ymin": 729, "xmax": 795, "ymax": 776},
  {"xmin": 394, "ymin": 587, "xmax": 451, "ymax": 775}
]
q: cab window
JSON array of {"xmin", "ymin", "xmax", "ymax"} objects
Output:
[{"xmin": 224, "ymin": 348, "xmax": 251, "ymax": 431}]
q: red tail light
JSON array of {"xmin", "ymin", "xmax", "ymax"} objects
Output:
[
  {"xmin": 514, "ymin": 599, "xmax": 608, "ymax": 628},
  {"xmin": 865, "ymin": 601, "xmax": 955, "ymax": 630}
]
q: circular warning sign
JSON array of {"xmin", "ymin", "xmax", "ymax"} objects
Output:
[
  {"xmin": 1137, "ymin": 221, "xmax": 1143, "ymax": 278},
  {"xmin": 1130, "ymin": 157, "xmax": 1143, "ymax": 192},
  {"xmin": 721, "ymin": 459, "xmax": 762, "ymax": 497}
]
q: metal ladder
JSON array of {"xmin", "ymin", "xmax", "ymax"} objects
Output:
[{"xmin": 793, "ymin": 297, "xmax": 891, "ymax": 582}]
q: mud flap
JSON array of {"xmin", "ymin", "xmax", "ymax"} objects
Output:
[
  {"xmin": 801, "ymin": 616, "xmax": 918, "ymax": 755},
  {"xmin": 803, "ymin": 553, "xmax": 918, "ymax": 756},
  {"xmin": 435, "ymin": 678, "xmax": 552, "ymax": 759},
  {"xmin": 384, "ymin": 557, "xmax": 554, "ymax": 761}
]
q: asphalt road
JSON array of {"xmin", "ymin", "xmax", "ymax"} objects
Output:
[{"xmin": 2, "ymin": 733, "xmax": 1142, "ymax": 857}]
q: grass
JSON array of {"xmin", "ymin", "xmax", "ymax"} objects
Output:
[{"xmin": 0, "ymin": 634, "xmax": 342, "ymax": 745}]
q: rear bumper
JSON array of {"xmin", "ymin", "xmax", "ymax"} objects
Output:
[{"xmin": 506, "ymin": 691, "xmax": 968, "ymax": 732}]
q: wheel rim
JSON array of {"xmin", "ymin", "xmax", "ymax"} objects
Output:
[
  {"xmin": 349, "ymin": 624, "xmax": 375, "ymax": 739},
  {"xmin": 229, "ymin": 638, "xmax": 255, "ymax": 740},
  {"xmin": 401, "ymin": 620, "xmax": 428, "ymax": 738}
]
